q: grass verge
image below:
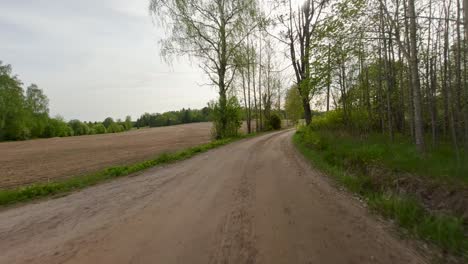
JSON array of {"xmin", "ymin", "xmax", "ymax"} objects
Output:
[
  {"xmin": 0, "ymin": 133, "xmax": 257, "ymax": 207},
  {"xmin": 293, "ymin": 129, "xmax": 468, "ymax": 260}
]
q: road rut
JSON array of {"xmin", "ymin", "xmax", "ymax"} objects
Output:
[{"xmin": 0, "ymin": 130, "xmax": 426, "ymax": 263}]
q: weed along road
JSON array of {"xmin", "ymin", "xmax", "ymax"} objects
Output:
[{"xmin": 0, "ymin": 130, "xmax": 426, "ymax": 264}]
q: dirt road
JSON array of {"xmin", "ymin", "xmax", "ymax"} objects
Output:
[{"xmin": 0, "ymin": 130, "xmax": 426, "ymax": 264}]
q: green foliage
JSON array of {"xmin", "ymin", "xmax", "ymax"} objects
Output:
[
  {"xmin": 135, "ymin": 107, "xmax": 211, "ymax": 128},
  {"xmin": 368, "ymin": 194, "xmax": 467, "ymax": 253},
  {"xmin": 0, "ymin": 62, "xmax": 30, "ymax": 140},
  {"xmin": 150, "ymin": 0, "xmax": 259, "ymax": 139},
  {"xmin": 0, "ymin": 61, "xmax": 212, "ymax": 141},
  {"xmin": 93, "ymin": 123, "xmax": 107, "ymax": 134},
  {"xmin": 68, "ymin": 120, "xmax": 90, "ymax": 136},
  {"xmin": 294, "ymin": 127, "xmax": 468, "ymax": 256},
  {"xmin": 267, "ymin": 113, "xmax": 281, "ymax": 130},
  {"xmin": 44, "ymin": 117, "xmax": 73, "ymax": 137},
  {"xmin": 312, "ymin": 109, "xmax": 372, "ymax": 134},
  {"xmin": 102, "ymin": 117, "xmax": 114, "ymax": 128},
  {"xmin": 284, "ymin": 86, "xmax": 304, "ymax": 124},
  {"xmin": 107, "ymin": 122, "xmax": 124, "ymax": 133},
  {"xmin": 25, "ymin": 84, "xmax": 49, "ymax": 137},
  {"xmin": 210, "ymin": 96, "xmax": 242, "ymax": 139},
  {"xmin": 304, "ymin": 121, "xmax": 468, "ymax": 182},
  {"xmin": 124, "ymin": 116, "xmax": 132, "ymax": 130}
]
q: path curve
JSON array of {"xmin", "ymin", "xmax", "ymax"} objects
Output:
[{"xmin": 0, "ymin": 130, "xmax": 426, "ymax": 264}]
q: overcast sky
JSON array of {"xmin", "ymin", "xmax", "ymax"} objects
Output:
[{"xmin": 0, "ymin": 0, "xmax": 217, "ymax": 121}]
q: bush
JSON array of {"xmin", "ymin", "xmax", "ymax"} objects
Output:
[
  {"xmin": 44, "ymin": 117, "xmax": 73, "ymax": 137},
  {"xmin": 107, "ymin": 123, "xmax": 124, "ymax": 133},
  {"xmin": 103, "ymin": 117, "xmax": 114, "ymax": 128},
  {"xmin": 311, "ymin": 109, "xmax": 373, "ymax": 134},
  {"xmin": 268, "ymin": 114, "xmax": 281, "ymax": 130},
  {"xmin": 124, "ymin": 116, "xmax": 132, "ymax": 130},
  {"xmin": 93, "ymin": 123, "xmax": 107, "ymax": 134},
  {"xmin": 68, "ymin": 120, "xmax": 90, "ymax": 136},
  {"xmin": 210, "ymin": 96, "xmax": 242, "ymax": 139},
  {"xmin": 294, "ymin": 130, "xmax": 468, "ymax": 255}
]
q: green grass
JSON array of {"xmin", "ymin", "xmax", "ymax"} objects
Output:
[
  {"xmin": 293, "ymin": 129, "xmax": 468, "ymax": 258},
  {"xmin": 0, "ymin": 134, "xmax": 257, "ymax": 207},
  {"xmin": 300, "ymin": 128, "xmax": 468, "ymax": 183}
]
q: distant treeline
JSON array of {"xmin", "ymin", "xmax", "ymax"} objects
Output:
[
  {"xmin": 0, "ymin": 61, "xmax": 134, "ymax": 141},
  {"xmin": 135, "ymin": 108, "xmax": 211, "ymax": 128},
  {"xmin": 0, "ymin": 61, "xmax": 211, "ymax": 142}
]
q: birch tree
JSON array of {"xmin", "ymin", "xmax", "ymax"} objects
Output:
[{"xmin": 150, "ymin": 0, "xmax": 260, "ymax": 138}]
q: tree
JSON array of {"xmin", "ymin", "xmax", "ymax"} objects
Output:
[
  {"xmin": 285, "ymin": 86, "xmax": 304, "ymax": 124},
  {"xmin": 209, "ymin": 96, "xmax": 242, "ymax": 138},
  {"xmin": 45, "ymin": 116, "xmax": 73, "ymax": 137},
  {"xmin": 26, "ymin": 84, "xmax": 49, "ymax": 137},
  {"xmin": 406, "ymin": 0, "xmax": 425, "ymax": 153},
  {"xmin": 124, "ymin": 116, "xmax": 133, "ymax": 131},
  {"xmin": 267, "ymin": 113, "xmax": 281, "ymax": 130},
  {"xmin": 103, "ymin": 117, "xmax": 115, "ymax": 128},
  {"xmin": 279, "ymin": 0, "xmax": 329, "ymax": 125},
  {"xmin": 465, "ymin": 0, "xmax": 468, "ymax": 41},
  {"xmin": 107, "ymin": 122, "xmax": 124, "ymax": 133},
  {"xmin": 0, "ymin": 62, "xmax": 29, "ymax": 140},
  {"xmin": 25, "ymin": 84, "xmax": 49, "ymax": 115},
  {"xmin": 68, "ymin": 120, "xmax": 90, "ymax": 136},
  {"xmin": 150, "ymin": 0, "xmax": 260, "ymax": 138},
  {"xmin": 93, "ymin": 123, "xmax": 107, "ymax": 134}
]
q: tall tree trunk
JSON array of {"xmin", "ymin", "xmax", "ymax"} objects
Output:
[
  {"xmin": 252, "ymin": 60, "xmax": 258, "ymax": 132},
  {"xmin": 246, "ymin": 37, "xmax": 252, "ymax": 134},
  {"xmin": 395, "ymin": 1, "xmax": 406, "ymax": 133},
  {"xmin": 445, "ymin": 1, "xmax": 461, "ymax": 160},
  {"xmin": 463, "ymin": 4, "xmax": 468, "ymax": 150},
  {"xmin": 456, "ymin": 0, "xmax": 464, "ymax": 146},
  {"xmin": 407, "ymin": 0, "xmax": 425, "ymax": 153},
  {"xmin": 465, "ymin": 0, "xmax": 468, "ymax": 40},
  {"xmin": 241, "ymin": 70, "xmax": 250, "ymax": 134},
  {"xmin": 403, "ymin": 0, "xmax": 414, "ymax": 139},
  {"xmin": 378, "ymin": 40, "xmax": 385, "ymax": 133},
  {"xmin": 340, "ymin": 53, "xmax": 349, "ymax": 126},
  {"xmin": 251, "ymin": 40, "xmax": 258, "ymax": 132},
  {"xmin": 380, "ymin": 6, "xmax": 394, "ymax": 140},
  {"xmin": 327, "ymin": 43, "xmax": 331, "ymax": 112},
  {"xmin": 442, "ymin": 9, "xmax": 450, "ymax": 138},
  {"xmin": 258, "ymin": 36, "xmax": 263, "ymax": 131},
  {"xmin": 430, "ymin": 55, "xmax": 438, "ymax": 146}
]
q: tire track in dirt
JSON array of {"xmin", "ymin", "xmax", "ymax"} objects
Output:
[
  {"xmin": 0, "ymin": 130, "xmax": 427, "ymax": 264},
  {"xmin": 208, "ymin": 133, "xmax": 281, "ymax": 264}
]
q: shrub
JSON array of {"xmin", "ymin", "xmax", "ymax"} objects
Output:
[
  {"xmin": 268, "ymin": 114, "xmax": 281, "ymax": 130},
  {"xmin": 103, "ymin": 117, "xmax": 114, "ymax": 128},
  {"xmin": 107, "ymin": 123, "xmax": 124, "ymax": 133},
  {"xmin": 311, "ymin": 109, "xmax": 373, "ymax": 134},
  {"xmin": 44, "ymin": 117, "xmax": 73, "ymax": 137},
  {"xmin": 68, "ymin": 120, "xmax": 90, "ymax": 136},
  {"xmin": 124, "ymin": 116, "xmax": 132, "ymax": 130},
  {"xmin": 209, "ymin": 96, "xmax": 242, "ymax": 139},
  {"xmin": 93, "ymin": 123, "xmax": 107, "ymax": 134}
]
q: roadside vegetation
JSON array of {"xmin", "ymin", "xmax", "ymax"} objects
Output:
[
  {"xmin": 294, "ymin": 111, "xmax": 468, "ymax": 261},
  {"xmin": 269, "ymin": 0, "xmax": 468, "ymax": 260},
  {"xmin": 3, "ymin": 0, "xmax": 467, "ymax": 257},
  {"xmin": 0, "ymin": 133, "xmax": 264, "ymax": 207}
]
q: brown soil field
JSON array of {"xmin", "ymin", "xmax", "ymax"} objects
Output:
[{"xmin": 0, "ymin": 122, "xmax": 214, "ymax": 188}]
